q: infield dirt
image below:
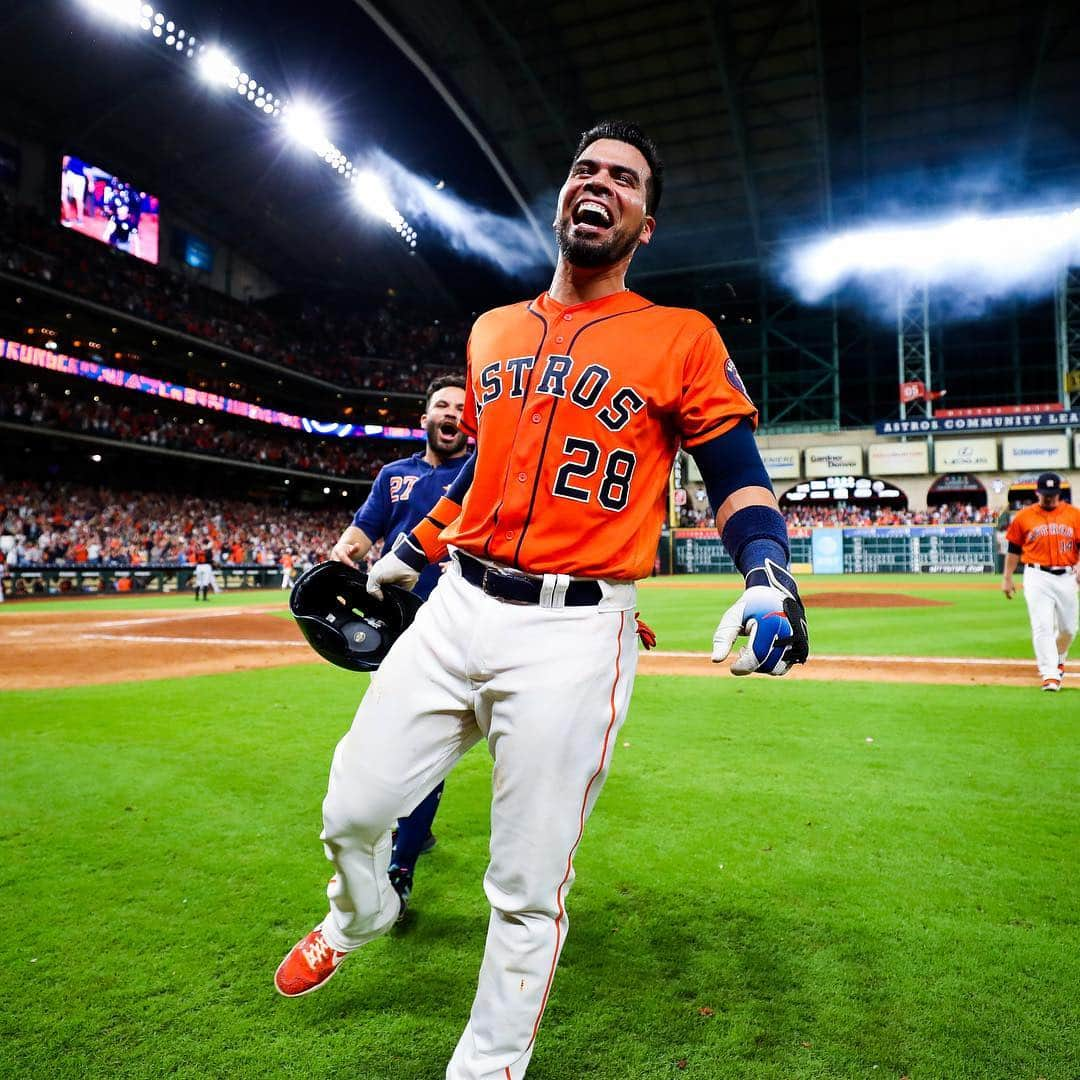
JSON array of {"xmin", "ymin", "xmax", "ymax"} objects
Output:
[{"xmin": 0, "ymin": 596, "xmax": 1046, "ymax": 690}]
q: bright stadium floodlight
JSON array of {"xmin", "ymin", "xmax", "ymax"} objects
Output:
[
  {"xmin": 77, "ymin": 1, "xmax": 421, "ymax": 250},
  {"xmin": 787, "ymin": 204, "xmax": 1080, "ymax": 303},
  {"xmin": 83, "ymin": 0, "xmax": 142, "ymax": 26},
  {"xmin": 352, "ymin": 169, "xmax": 420, "ymax": 246},
  {"xmin": 197, "ymin": 46, "xmax": 239, "ymax": 88},
  {"xmin": 353, "ymin": 170, "xmax": 398, "ymax": 224},
  {"xmin": 282, "ymin": 102, "xmax": 331, "ymax": 157}
]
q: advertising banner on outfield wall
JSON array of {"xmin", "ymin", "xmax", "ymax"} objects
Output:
[
  {"xmin": 758, "ymin": 448, "xmax": 800, "ymax": 479},
  {"xmin": 804, "ymin": 444, "xmax": 863, "ymax": 478},
  {"xmin": 868, "ymin": 442, "xmax": 930, "ymax": 476},
  {"xmin": 1001, "ymin": 435, "xmax": 1070, "ymax": 470},
  {"xmin": 933, "ymin": 438, "xmax": 998, "ymax": 472}
]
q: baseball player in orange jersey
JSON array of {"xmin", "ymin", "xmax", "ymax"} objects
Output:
[
  {"xmin": 275, "ymin": 121, "xmax": 809, "ymax": 1078},
  {"xmin": 1002, "ymin": 472, "xmax": 1080, "ymax": 691}
]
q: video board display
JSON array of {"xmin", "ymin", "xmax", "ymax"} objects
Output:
[{"xmin": 60, "ymin": 155, "xmax": 160, "ymax": 264}]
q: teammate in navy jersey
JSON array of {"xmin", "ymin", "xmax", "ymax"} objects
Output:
[{"xmin": 329, "ymin": 373, "xmax": 468, "ymax": 918}]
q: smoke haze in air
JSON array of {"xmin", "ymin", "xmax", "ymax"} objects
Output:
[
  {"xmin": 369, "ymin": 149, "xmax": 555, "ymax": 278},
  {"xmin": 777, "ymin": 163, "xmax": 1080, "ymax": 322}
]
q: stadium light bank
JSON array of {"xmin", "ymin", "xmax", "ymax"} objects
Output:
[
  {"xmin": 786, "ymin": 206, "xmax": 1080, "ymax": 304},
  {"xmin": 79, "ymin": 0, "xmax": 419, "ymax": 248}
]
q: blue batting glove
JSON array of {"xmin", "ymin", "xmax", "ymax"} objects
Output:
[{"xmin": 712, "ymin": 559, "xmax": 809, "ymax": 676}]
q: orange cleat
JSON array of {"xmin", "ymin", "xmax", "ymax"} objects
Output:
[
  {"xmin": 1041, "ymin": 678, "xmax": 1061, "ymax": 693},
  {"xmin": 274, "ymin": 926, "xmax": 350, "ymax": 997}
]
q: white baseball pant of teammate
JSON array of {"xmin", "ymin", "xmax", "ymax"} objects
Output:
[
  {"xmin": 193, "ymin": 562, "xmax": 214, "ymax": 593},
  {"xmin": 61, "ymin": 170, "xmax": 87, "ymax": 216},
  {"xmin": 319, "ymin": 559, "xmax": 637, "ymax": 1080},
  {"xmin": 1022, "ymin": 565, "xmax": 1079, "ymax": 681}
]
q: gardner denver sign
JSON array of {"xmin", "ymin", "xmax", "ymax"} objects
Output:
[{"xmin": 875, "ymin": 409, "xmax": 1080, "ymax": 435}]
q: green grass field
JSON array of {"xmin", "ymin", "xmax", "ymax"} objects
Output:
[
  {"xmin": 634, "ymin": 576, "xmax": 1033, "ymax": 659},
  {"xmin": 1, "ymin": 577, "xmax": 1076, "ymax": 1079}
]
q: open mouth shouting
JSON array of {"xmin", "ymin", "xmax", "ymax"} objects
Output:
[{"xmin": 570, "ymin": 198, "xmax": 614, "ymax": 237}]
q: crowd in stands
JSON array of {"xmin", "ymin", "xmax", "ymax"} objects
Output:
[
  {"xmin": 781, "ymin": 503, "xmax": 997, "ymax": 527},
  {"xmin": 0, "ymin": 193, "xmax": 469, "ymax": 393},
  {"xmin": 1, "ymin": 379, "xmax": 416, "ymax": 481},
  {"xmin": 1, "ymin": 477, "xmax": 1010, "ymax": 580},
  {"xmin": 1, "ymin": 480, "xmax": 348, "ymax": 570},
  {"xmin": 677, "ymin": 502, "xmax": 998, "ymax": 528}
]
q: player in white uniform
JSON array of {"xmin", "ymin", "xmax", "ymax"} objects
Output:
[
  {"xmin": 273, "ymin": 121, "xmax": 808, "ymax": 1078},
  {"xmin": 1002, "ymin": 472, "xmax": 1080, "ymax": 691}
]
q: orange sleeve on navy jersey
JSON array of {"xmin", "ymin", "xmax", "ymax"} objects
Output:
[{"xmin": 679, "ymin": 325, "xmax": 757, "ymax": 449}]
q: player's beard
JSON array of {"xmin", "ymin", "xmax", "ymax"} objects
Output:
[
  {"xmin": 553, "ymin": 216, "xmax": 641, "ymax": 268},
  {"xmin": 426, "ymin": 417, "xmax": 467, "ymax": 460}
]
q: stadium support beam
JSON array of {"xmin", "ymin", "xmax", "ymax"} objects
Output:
[
  {"xmin": 1055, "ymin": 266, "xmax": 1080, "ymax": 408},
  {"xmin": 698, "ymin": 0, "xmax": 763, "ymax": 261},
  {"xmin": 759, "ymin": 291, "xmax": 841, "ymax": 431},
  {"xmin": 897, "ymin": 283, "xmax": 932, "ymax": 421},
  {"xmin": 471, "ymin": 0, "xmax": 572, "ymax": 156},
  {"xmin": 351, "ymin": 0, "xmax": 553, "ymax": 262}
]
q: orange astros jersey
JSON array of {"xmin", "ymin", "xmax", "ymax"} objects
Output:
[
  {"xmin": 441, "ymin": 289, "xmax": 757, "ymax": 580},
  {"xmin": 1005, "ymin": 501, "xmax": 1080, "ymax": 567}
]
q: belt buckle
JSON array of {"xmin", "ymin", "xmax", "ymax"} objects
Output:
[{"xmin": 480, "ymin": 564, "xmax": 533, "ymax": 605}]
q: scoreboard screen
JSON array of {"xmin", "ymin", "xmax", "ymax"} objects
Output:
[
  {"xmin": 60, "ymin": 154, "xmax": 160, "ymax": 265},
  {"xmin": 669, "ymin": 527, "xmax": 993, "ymax": 575},
  {"xmin": 842, "ymin": 526, "xmax": 994, "ymax": 573}
]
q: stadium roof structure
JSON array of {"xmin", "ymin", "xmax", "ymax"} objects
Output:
[
  {"xmin": 3, "ymin": 1, "xmax": 1080, "ymax": 428},
  {"xmin": 371, "ymin": 0, "xmax": 1080, "ymax": 280}
]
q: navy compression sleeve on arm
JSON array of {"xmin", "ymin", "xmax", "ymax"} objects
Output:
[{"xmin": 688, "ymin": 420, "xmax": 789, "ymax": 575}]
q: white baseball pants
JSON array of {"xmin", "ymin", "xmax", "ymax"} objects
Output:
[
  {"xmin": 319, "ymin": 560, "xmax": 638, "ymax": 1080},
  {"xmin": 1021, "ymin": 565, "xmax": 1079, "ymax": 679}
]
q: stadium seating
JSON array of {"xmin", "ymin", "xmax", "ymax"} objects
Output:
[
  {"xmin": 1, "ymin": 479, "xmax": 349, "ymax": 569},
  {"xmin": 0, "ymin": 193, "xmax": 469, "ymax": 394}
]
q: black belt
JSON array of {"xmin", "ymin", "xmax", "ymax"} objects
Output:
[
  {"xmin": 1030, "ymin": 564, "xmax": 1068, "ymax": 576},
  {"xmin": 455, "ymin": 551, "xmax": 602, "ymax": 606}
]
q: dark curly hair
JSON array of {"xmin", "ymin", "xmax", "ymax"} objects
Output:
[
  {"xmin": 425, "ymin": 373, "xmax": 467, "ymax": 408},
  {"xmin": 572, "ymin": 120, "xmax": 664, "ymax": 216}
]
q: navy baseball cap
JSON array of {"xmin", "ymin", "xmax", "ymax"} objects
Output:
[{"xmin": 1036, "ymin": 472, "xmax": 1062, "ymax": 494}]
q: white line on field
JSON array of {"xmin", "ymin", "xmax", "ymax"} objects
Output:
[
  {"xmin": 650, "ymin": 650, "xmax": 1030, "ymax": 667},
  {"xmin": 77, "ymin": 633, "xmax": 305, "ymax": 648},
  {"xmin": 93, "ymin": 608, "xmax": 256, "ymax": 628}
]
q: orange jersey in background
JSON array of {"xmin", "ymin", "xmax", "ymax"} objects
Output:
[
  {"xmin": 441, "ymin": 289, "xmax": 757, "ymax": 580},
  {"xmin": 1005, "ymin": 501, "xmax": 1080, "ymax": 566}
]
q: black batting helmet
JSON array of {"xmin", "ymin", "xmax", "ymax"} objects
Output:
[{"xmin": 289, "ymin": 561, "xmax": 423, "ymax": 672}]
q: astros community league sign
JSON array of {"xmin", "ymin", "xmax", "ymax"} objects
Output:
[{"xmin": 876, "ymin": 408, "xmax": 1080, "ymax": 435}]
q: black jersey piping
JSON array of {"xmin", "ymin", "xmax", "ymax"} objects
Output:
[{"xmin": 483, "ymin": 302, "xmax": 548, "ymax": 560}]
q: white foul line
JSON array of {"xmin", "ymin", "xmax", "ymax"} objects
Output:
[
  {"xmin": 93, "ymin": 608, "xmax": 265, "ymax": 628},
  {"xmin": 650, "ymin": 650, "xmax": 1030, "ymax": 667},
  {"xmin": 77, "ymin": 633, "xmax": 306, "ymax": 648}
]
